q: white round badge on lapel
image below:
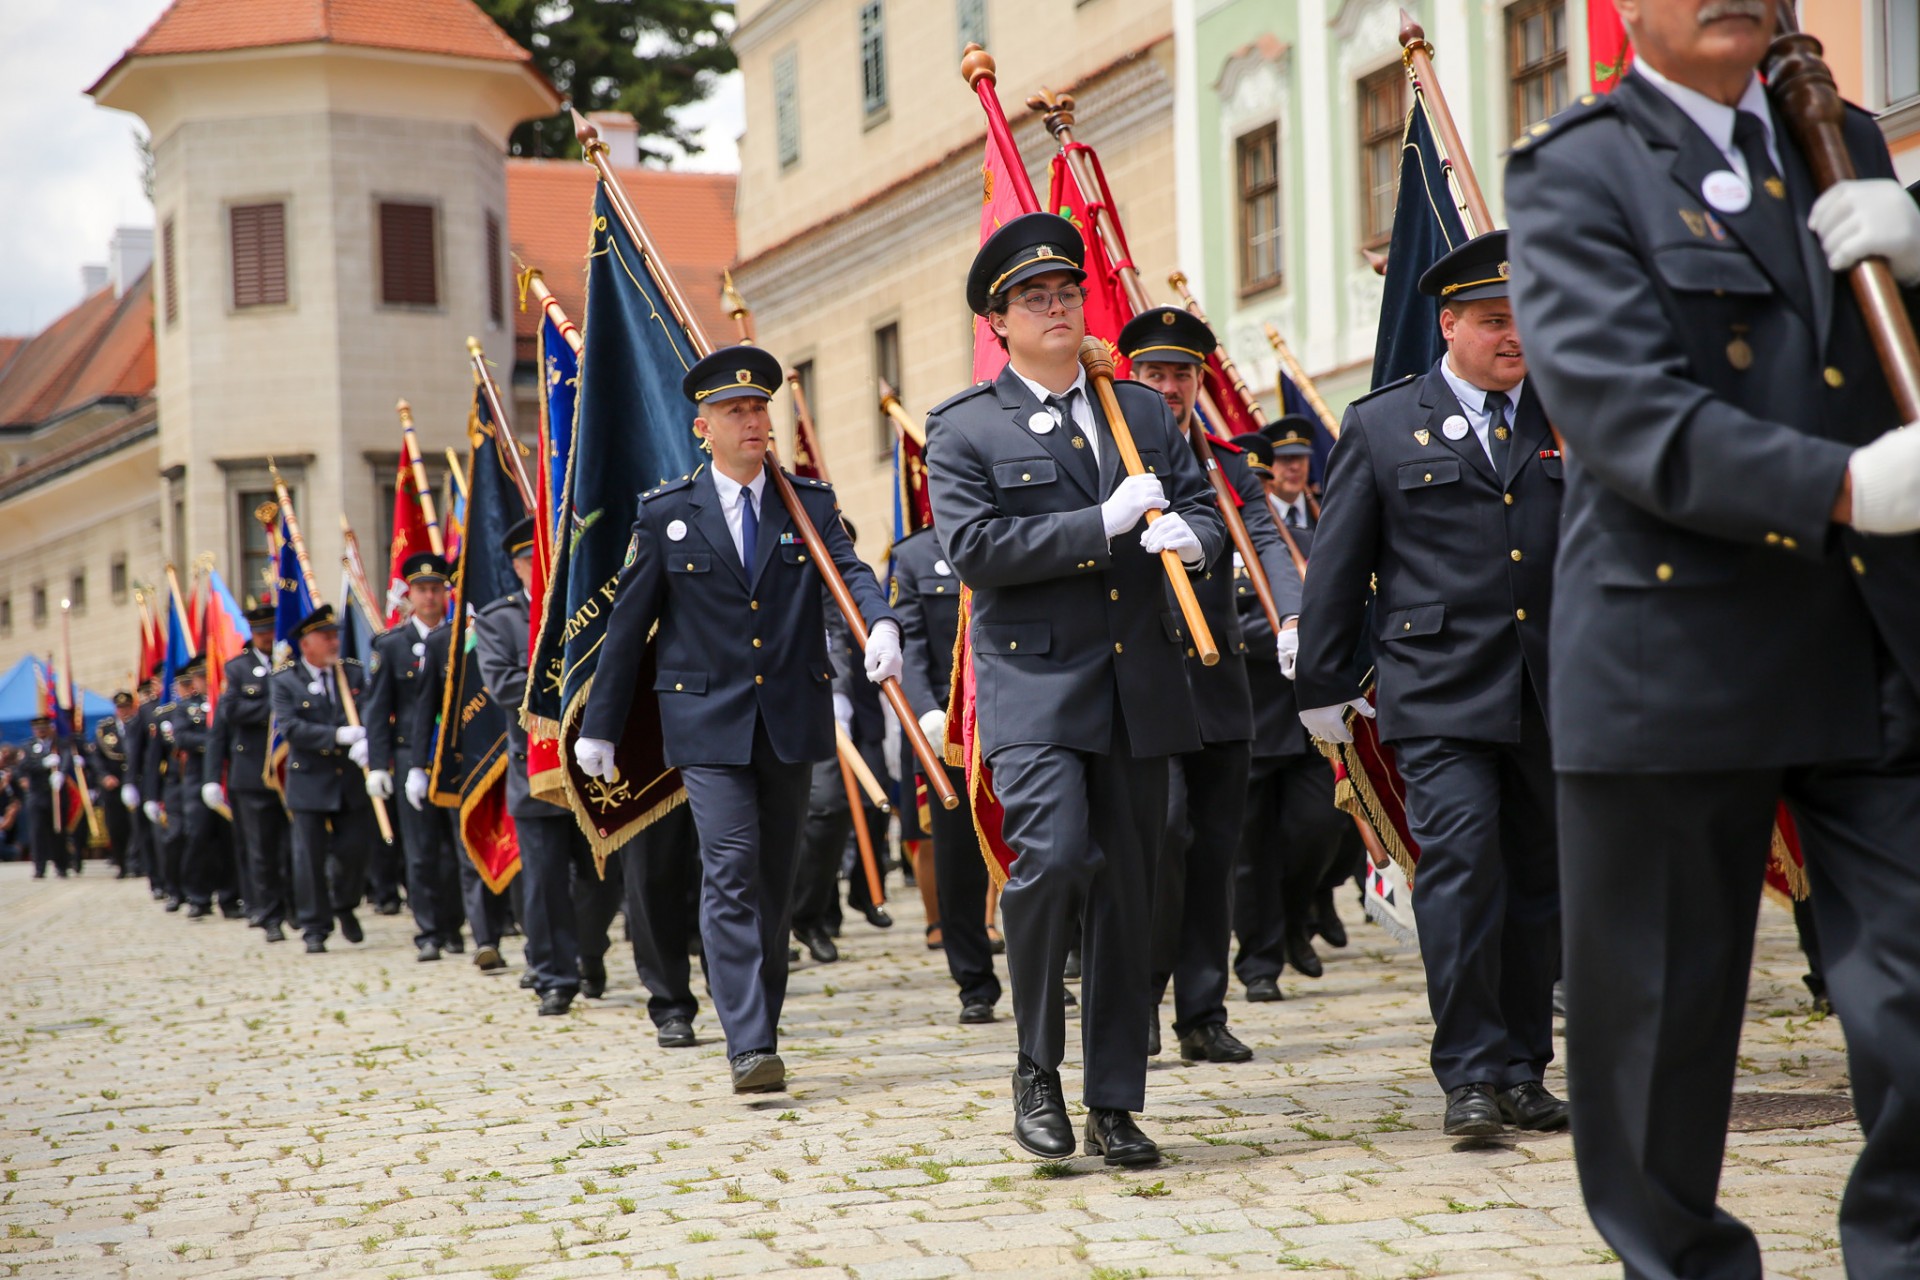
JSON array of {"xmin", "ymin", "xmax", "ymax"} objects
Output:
[
  {"xmin": 1028, "ymin": 411, "xmax": 1056, "ymax": 435},
  {"xmin": 309, "ymin": 681, "xmax": 325, "ymax": 696},
  {"xmin": 1701, "ymin": 170, "xmax": 1750, "ymax": 214},
  {"xmin": 1442, "ymin": 415, "xmax": 1470, "ymax": 441},
  {"xmin": 666, "ymin": 519, "xmax": 688, "ymax": 542},
  {"xmin": 934, "ymin": 559, "xmax": 952, "ymax": 576},
  {"xmin": 252, "ymin": 665, "xmax": 266, "ymax": 678},
  {"xmin": 412, "ymin": 642, "xmax": 426, "ymax": 658}
]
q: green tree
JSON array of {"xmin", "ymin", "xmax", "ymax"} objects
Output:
[{"xmin": 478, "ymin": 0, "xmax": 736, "ymax": 160}]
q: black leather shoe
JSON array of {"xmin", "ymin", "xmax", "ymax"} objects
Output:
[
  {"xmin": 443, "ymin": 935, "xmax": 466, "ymax": 955},
  {"xmin": 375, "ymin": 900, "xmax": 403, "ymax": 917},
  {"xmin": 1011, "ymin": 1055, "xmax": 1074, "ymax": 1159},
  {"xmin": 987, "ymin": 927, "xmax": 1005, "ymax": 955},
  {"xmin": 861, "ymin": 905, "xmax": 894, "ymax": 930},
  {"xmin": 186, "ymin": 902, "xmax": 211, "ymax": 919},
  {"xmin": 1178, "ymin": 1023, "xmax": 1255, "ymax": 1064},
  {"xmin": 657, "ymin": 1017, "xmax": 696, "ymax": 1048},
  {"xmin": 1285, "ymin": 928, "xmax": 1324, "ymax": 978},
  {"xmin": 416, "ymin": 941, "xmax": 442, "ymax": 963},
  {"xmin": 538, "ymin": 989, "xmax": 574, "ymax": 1016},
  {"xmin": 304, "ymin": 938, "xmax": 327, "ymax": 954},
  {"xmin": 580, "ymin": 957, "xmax": 607, "ymax": 998},
  {"xmin": 219, "ymin": 901, "xmax": 246, "ymax": 920},
  {"xmin": 959, "ymin": 1001, "xmax": 996, "ymax": 1025},
  {"xmin": 337, "ymin": 911, "xmax": 364, "ymax": 944},
  {"xmin": 1245, "ymin": 976, "xmax": 1284, "ymax": 1002},
  {"xmin": 263, "ymin": 923, "xmax": 286, "ymax": 943},
  {"xmin": 1315, "ymin": 888, "xmax": 1348, "ymax": 948},
  {"xmin": 1063, "ymin": 948, "xmax": 1082, "ymax": 982},
  {"xmin": 1084, "ymin": 1109, "xmax": 1160, "ymax": 1167},
  {"xmin": 474, "ymin": 945, "xmax": 505, "ymax": 972},
  {"xmin": 1062, "ymin": 985, "xmax": 1079, "ymax": 1014},
  {"xmin": 799, "ymin": 925, "xmax": 838, "ymax": 964},
  {"xmin": 1553, "ymin": 981, "xmax": 1567, "ymax": 1019},
  {"xmin": 151, "ymin": 888, "xmax": 168, "ymax": 901},
  {"xmin": 731, "ymin": 1051, "xmax": 786, "ymax": 1093},
  {"xmin": 1147, "ymin": 1020, "xmax": 1161, "ymax": 1057},
  {"xmin": 1444, "ymin": 1084, "xmax": 1506, "ymax": 1137},
  {"xmin": 164, "ymin": 897, "xmax": 183, "ymax": 912},
  {"xmin": 1497, "ymin": 1081, "xmax": 1570, "ymax": 1131},
  {"xmin": 519, "ymin": 970, "xmax": 538, "ymax": 989}
]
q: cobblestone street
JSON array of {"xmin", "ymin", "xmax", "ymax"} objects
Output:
[{"xmin": 0, "ymin": 861, "xmax": 1859, "ymax": 1279}]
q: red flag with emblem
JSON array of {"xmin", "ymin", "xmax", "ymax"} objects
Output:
[
  {"xmin": 386, "ymin": 453, "xmax": 432, "ymax": 625},
  {"xmin": 1046, "ymin": 148, "xmax": 1133, "ymax": 373}
]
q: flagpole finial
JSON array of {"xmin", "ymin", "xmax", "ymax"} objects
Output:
[
  {"xmin": 573, "ymin": 107, "xmax": 602, "ymax": 155},
  {"xmin": 60, "ymin": 598, "xmax": 70, "ymax": 611},
  {"xmin": 1167, "ymin": 270, "xmax": 1189, "ymax": 291},
  {"xmin": 466, "ymin": 336, "xmax": 484, "ymax": 360},
  {"xmin": 1399, "ymin": 10, "xmax": 1427, "ymax": 46},
  {"xmin": 397, "ymin": 398, "xmax": 411, "ymax": 415},
  {"xmin": 1026, "ymin": 88, "xmax": 1076, "ymax": 140},
  {"xmin": 960, "ymin": 44, "xmax": 996, "ymax": 88}
]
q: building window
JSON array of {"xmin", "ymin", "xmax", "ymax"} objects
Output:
[
  {"xmin": 486, "ymin": 212, "xmax": 505, "ymax": 327},
  {"xmin": 1237, "ymin": 125, "xmax": 1283, "ymax": 295},
  {"xmin": 237, "ymin": 489, "xmax": 279, "ymax": 606},
  {"xmin": 1508, "ymin": 0, "xmax": 1569, "ymax": 135},
  {"xmin": 956, "ymin": 0, "xmax": 987, "ymax": 55},
  {"xmin": 1358, "ymin": 66, "xmax": 1407, "ymax": 252},
  {"xmin": 111, "ymin": 554, "xmax": 128, "ymax": 604},
  {"xmin": 162, "ymin": 216, "xmax": 178, "ymax": 326},
  {"xmin": 31, "ymin": 583, "xmax": 48, "ymax": 628},
  {"xmin": 775, "ymin": 49, "xmax": 801, "ymax": 168},
  {"xmin": 69, "ymin": 571, "xmax": 86, "ymax": 615},
  {"xmin": 229, "ymin": 202, "xmax": 288, "ymax": 308},
  {"xmin": 1889, "ymin": 0, "xmax": 1920, "ymax": 105},
  {"xmin": 860, "ymin": 1, "xmax": 888, "ymax": 119},
  {"xmin": 873, "ymin": 323, "xmax": 901, "ymax": 458},
  {"xmin": 0, "ymin": 597, "xmax": 10, "ymax": 636},
  {"xmin": 379, "ymin": 201, "xmax": 439, "ymax": 307}
]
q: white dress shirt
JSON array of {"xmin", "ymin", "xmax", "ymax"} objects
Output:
[
  {"xmin": 301, "ymin": 660, "xmax": 333, "ymax": 701},
  {"xmin": 710, "ymin": 466, "xmax": 768, "ymax": 567},
  {"xmin": 1271, "ymin": 493, "xmax": 1310, "ymax": 530},
  {"xmin": 1634, "ymin": 59, "xmax": 1782, "ymax": 184},
  {"xmin": 1440, "ymin": 357, "xmax": 1526, "ymax": 466},
  {"xmin": 1012, "ymin": 367, "xmax": 1100, "ymax": 465}
]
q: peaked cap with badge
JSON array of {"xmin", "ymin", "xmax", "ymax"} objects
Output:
[
  {"xmin": 683, "ymin": 345, "xmax": 784, "ymax": 406},
  {"xmin": 1117, "ymin": 306, "xmax": 1216, "ymax": 366},
  {"xmin": 290, "ymin": 603, "xmax": 338, "ymax": 640},
  {"xmin": 402, "ymin": 552, "xmax": 452, "ymax": 584},
  {"xmin": 501, "ymin": 516, "xmax": 537, "ymax": 559},
  {"xmin": 966, "ymin": 212, "xmax": 1087, "ymax": 316},
  {"xmin": 1262, "ymin": 415, "xmax": 1317, "ymax": 457},
  {"xmin": 1418, "ymin": 229, "xmax": 1511, "ymax": 303}
]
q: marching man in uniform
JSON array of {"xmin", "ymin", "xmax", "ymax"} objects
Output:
[
  {"xmin": 1295, "ymin": 231, "xmax": 1567, "ymax": 1138},
  {"xmin": 207, "ymin": 606, "xmax": 293, "ymax": 941},
  {"xmin": 925, "ymin": 212, "xmax": 1224, "ymax": 1165},
  {"xmin": 574, "ymin": 345, "xmax": 900, "ymax": 1094}
]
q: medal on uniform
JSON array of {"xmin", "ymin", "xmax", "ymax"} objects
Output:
[
  {"xmin": 934, "ymin": 559, "xmax": 952, "ymax": 576},
  {"xmin": 1414, "ymin": 429, "xmax": 1431, "ymax": 446},
  {"xmin": 1442, "ymin": 415, "xmax": 1470, "ymax": 441},
  {"xmin": 666, "ymin": 519, "xmax": 688, "ymax": 542},
  {"xmin": 1028, "ymin": 411, "xmax": 1055, "ymax": 435},
  {"xmin": 1701, "ymin": 170, "xmax": 1750, "ymax": 215}
]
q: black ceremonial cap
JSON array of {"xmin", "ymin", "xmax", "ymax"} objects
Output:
[
  {"xmin": 683, "ymin": 344, "xmax": 783, "ymax": 407},
  {"xmin": 1417, "ymin": 229, "xmax": 1510, "ymax": 303},
  {"xmin": 402, "ymin": 552, "xmax": 452, "ymax": 584},
  {"xmin": 291, "ymin": 603, "xmax": 338, "ymax": 640},
  {"xmin": 179, "ymin": 654, "xmax": 207, "ymax": 677},
  {"xmin": 1263, "ymin": 414, "xmax": 1317, "ymax": 457},
  {"xmin": 244, "ymin": 604, "xmax": 276, "ymax": 627},
  {"xmin": 501, "ymin": 516, "xmax": 537, "ymax": 558},
  {"xmin": 966, "ymin": 212, "xmax": 1087, "ymax": 316},
  {"xmin": 1117, "ymin": 306, "xmax": 1215, "ymax": 366},
  {"xmin": 30, "ymin": 713, "xmax": 52, "ymax": 726},
  {"xmin": 113, "ymin": 690, "xmax": 135, "ymax": 707},
  {"xmin": 1232, "ymin": 432, "xmax": 1275, "ymax": 473}
]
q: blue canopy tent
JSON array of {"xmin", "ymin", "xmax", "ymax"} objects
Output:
[{"xmin": 0, "ymin": 654, "xmax": 114, "ymax": 746}]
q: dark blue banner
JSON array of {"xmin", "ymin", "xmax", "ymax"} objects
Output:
[{"xmin": 1369, "ymin": 92, "xmax": 1470, "ymax": 390}]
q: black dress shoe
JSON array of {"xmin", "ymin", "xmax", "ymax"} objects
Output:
[
  {"xmin": 1062, "ymin": 985, "xmax": 1079, "ymax": 1014},
  {"xmin": 474, "ymin": 945, "xmax": 505, "ymax": 972},
  {"xmin": 305, "ymin": 938, "xmax": 327, "ymax": 954},
  {"xmin": 375, "ymin": 900, "xmax": 403, "ymax": 917},
  {"xmin": 165, "ymin": 898, "xmax": 183, "ymax": 912},
  {"xmin": 151, "ymin": 888, "xmax": 168, "ymax": 901},
  {"xmin": 1011, "ymin": 1055, "xmax": 1074, "ymax": 1158},
  {"xmin": 1178, "ymin": 1023, "xmax": 1255, "ymax": 1064},
  {"xmin": 1244, "ymin": 976, "xmax": 1284, "ymax": 1002},
  {"xmin": 657, "ymin": 1017, "xmax": 696, "ymax": 1048},
  {"xmin": 337, "ymin": 911, "xmax": 364, "ymax": 944},
  {"xmin": 1497, "ymin": 1081, "xmax": 1570, "ymax": 1131},
  {"xmin": 1444, "ymin": 1084, "xmax": 1506, "ymax": 1137},
  {"xmin": 987, "ymin": 928, "xmax": 1005, "ymax": 955},
  {"xmin": 580, "ymin": 957, "xmax": 607, "ymax": 998},
  {"xmin": 538, "ymin": 989, "xmax": 574, "ymax": 1016},
  {"xmin": 417, "ymin": 941, "xmax": 442, "ymax": 963},
  {"xmin": 1063, "ymin": 948, "xmax": 1082, "ymax": 982},
  {"xmin": 1315, "ymin": 888, "xmax": 1348, "ymax": 948},
  {"xmin": 186, "ymin": 902, "xmax": 212, "ymax": 919},
  {"xmin": 959, "ymin": 1001, "xmax": 996, "ymax": 1025},
  {"xmin": 519, "ymin": 969, "xmax": 539, "ymax": 989},
  {"xmin": 1553, "ymin": 981, "xmax": 1567, "ymax": 1019},
  {"xmin": 443, "ymin": 935, "xmax": 465, "ymax": 955},
  {"xmin": 263, "ymin": 923, "xmax": 286, "ymax": 943},
  {"xmin": 1284, "ymin": 928, "xmax": 1324, "ymax": 978},
  {"xmin": 798, "ymin": 925, "xmax": 838, "ymax": 964},
  {"xmin": 1084, "ymin": 1109, "xmax": 1160, "ymax": 1167},
  {"xmin": 861, "ymin": 904, "xmax": 894, "ymax": 929},
  {"xmin": 1146, "ymin": 1020, "xmax": 1161, "ymax": 1056},
  {"xmin": 731, "ymin": 1051, "xmax": 786, "ymax": 1093},
  {"xmin": 220, "ymin": 901, "xmax": 246, "ymax": 920},
  {"xmin": 925, "ymin": 924, "xmax": 944, "ymax": 951}
]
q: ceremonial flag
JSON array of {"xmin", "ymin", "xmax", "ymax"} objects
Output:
[
  {"xmin": 1369, "ymin": 92, "xmax": 1470, "ymax": 389},
  {"xmin": 524, "ymin": 183, "xmax": 704, "ymax": 859},
  {"xmin": 942, "ymin": 588, "xmax": 1018, "ymax": 882},
  {"xmin": 444, "ymin": 463, "xmax": 467, "ymax": 564},
  {"xmin": 265, "ymin": 507, "xmax": 315, "ymax": 794},
  {"xmin": 426, "ymin": 391, "xmax": 523, "ymax": 891},
  {"xmin": 526, "ymin": 305, "xmax": 580, "ymax": 805},
  {"xmin": 971, "ymin": 107, "xmax": 1038, "ymax": 382},
  {"xmin": 135, "ymin": 593, "xmax": 161, "ymax": 686},
  {"xmin": 161, "ymin": 582, "xmax": 195, "ymax": 703},
  {"xmin": 891, "ymin": 427, "xmax": 932, "ymax": 543},
  {"xmin": 1046, "ymin": 147, "xmax": 1134, "ymax": 370},
  {"xmin": 385, "ymin": 451, "xmax": 433, "ymax": 625},
  {"xmin": 1589, "ymin": 6, "xmax": 1633, "ymax": 93},
  {"xmin": 338, "ymin": 569, "xmax": 375, "ymax": 668},
  {"xmin": 199, "ymin": 569, "xmax": 250, "ymax": 726}
]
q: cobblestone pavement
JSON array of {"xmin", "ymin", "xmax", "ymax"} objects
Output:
[{"xmin": 0, "ymin": 860, "xmax": 1858, "ymax": 1279}]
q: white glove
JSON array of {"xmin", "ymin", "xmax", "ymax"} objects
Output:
[
  {"xmin": 1809, "ymin": 178, "xmax": 1920, "ymax": 286},
  {"xmin": 49, "ymin": 771, "xmax": 64, "ymax": 792},
  {"xmin": 1139, "ymin": 512, "xmax": 1202, "ymax": 563},
  {"xmin": 1299, "ymin": 697, "xmax": 1376, "ymax": 745},
  {"xmin": 864, "ymin": 620, "xmax": 904, "ymax": 685},
  {"xmin": 1277, "ymin": 626, "xmax": 1299, "ymax": 680},
  {"xmin": 143, "ymin": 801, "xmax": 162, "ymax": 824},
  {"xmin": 122, "ymin": 784, "xmax": 141, "ymax": 810},
  {"xmin": 200, "ymin": 782, "xmax": 225, "ymax": 810},
  {"xmin": 405, "ymin": 768, "xmax": 430, "ymax": 811},
  {"xmin": 46, "ymin": 754, "xmax": 60, "ymax": 768},
  {"xmin": 334, "ymin": 725, "xmax": 366, "ymax": 746},
  {"xmin": 1101, "ymin": 473, "xmax": 1168, "ymax": 538},
  {"xmin": 919, "ymin": 708, "xmax": 948, "ymax": 746},
  {"xmin": 574, "ymin": 736, "xmax": 619, "ymax": 782},
  {"xmin": 348, "ymin": 739, "xmax": 369, "ymax": 769},
  {"xmin": 833, "ymin": 691, "xmax": 854, "ymax": 736},
  {"xmin": 1847, "ymin": 422, "xmax": 1920, "ymax": 534},
  {"xmin": 365, "ymin": 769, "xmax": 393, "ymax": 800}
]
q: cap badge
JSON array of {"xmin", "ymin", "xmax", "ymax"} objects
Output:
[
  {"xmin": 666, "ymin": 519, "xmax": 688, "ymax": 542},
  {"xmin": 1442, "ymin": 415, "xmax": 1470, "ymax": 441},
  {"xmin": 735, "ymin": 369, "xmax": 753, "ymax": 385},
  {"xmin": 1161, "ymin": 312, "xmax": 1176, "ymax": 325},
  {"xmin": 1498, "ymin": 261, "xmax": 1510, "ymax": 280}
]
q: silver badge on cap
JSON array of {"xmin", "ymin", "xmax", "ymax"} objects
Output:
[
  {"xmin": 1028, "ymin": 411, "xmax": 1055, "ymax": 435},
  {"xmin": 1442, "ymin": 415, "xmax": 1470, "ymax": 441},
  {"xmin": 667, "ymin": 519, "xmax": 688, "ymax": 542},
  {"xmin": 934, "ymin": 559, "xmax": 952, "ymax": 576},
  {"xmin": 1701, "ymin": 170, "xmax": 1750, "ymax": 214}
]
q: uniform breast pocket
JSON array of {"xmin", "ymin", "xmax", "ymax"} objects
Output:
[
  {"xmin": 1137, "ymin": 450, "xmax": 1168, "ymax": 478},
  {"xmin": 669, "ymin": 552, "xmax": 712, "ymax": 575},
  {"xmin": 977, "ymin": 622, "xmax": 1050, "ymax": 655},
  {"xmin": 913, "ymin": 573, "xmax": 955, "ymax": 599},
  {"xmin": 1541, "ymin": 456, "xmax": 1564, "ymax": 481},
  {"xmin": 779, "ymin": 540, "xmax": 810, "ymax": 565},
  {"xmin": 1383, "ymin": 603, "xmax": 1446, "ymax": 640},
  {"xmin": 1399, "ymin": 459, "xmax": 1462, "ymax": 492},
  {"xmin": 992, "ymin": 459, "xmax": 1058, "ymax": 491},
  {"xmin": 655, "ymin": 670, "xmax": 709, "ymax": 695}
]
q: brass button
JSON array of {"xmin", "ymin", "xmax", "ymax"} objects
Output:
[
  {"xmin": 1186, "ymin": 647, "xmax": 1196, "ymax": 657},
  {"xmin": 1403, "ymin": 621, "xmax": 1412, "ymax": 631},
  {"xmin": 1109, "ymin": 590, "xmax": 1119, "ymax": 601},
  {"xmin": 685, "ymin": 562, "xmax": 695, "ymax": 570},
  {"xmin": 1423, "ymin": 473, "xmax": 1433, "ymax": 483},
  {"xmin": 1852, "ymin": 555, "xmax": 1867, "ymax": 575},
  {"xmin": 1008, "ymin": 641, "xmax": 1018, "ymax": 651},
  {"xmin": 1503, "ymin": 493, "xmax": 1514, "ymax": 506},
  {"xmin": 1824, "ymin": 367, "xmax": 1845, "ymax": 388},
  {"xmin": 1515, "ymin": 608, "xmax": 1528, "ymax": 621},
  {"xmin": 754, "ymin": 675, "xmax": 764, "ymax": 685},
  {"xmin": 798, "ymin": 554, "xmax": 807, "ymax": 562},
  {"xmin": 1021, "ymin": 472, "xmax": 1031, "ymax": 481},
  {"xmin": 674, "ymin": 682, "xmax": 684, "ymax": 691},
  {"xmin": 1764, "ymin": 532, "xmax": 1781, "ymax": 545},
  {"xmin": 1510, "ymin": 549, "xmax": 1523, "ymax": 562},
  {"xmin": 750, "ymin": 599, "xmax": 759, "ymax": 610},
  {"xmin": 1656, "ymin": 563, "xmax": 1674, "ymax": 581},
  {"xmin": 1203, "ymin": 572, "xmax": 1212, "ymax": 581},
  {"xmin": 1782, "ymin": 536, "xmax": 1799, "ymax": 550},
  {"xmin": 1113, "ymin": 642, "xmax": 1124, "ymax": 654},
  {"xmin": 752, "ymin": 638, "xmax": 762, "ymax": 648}
]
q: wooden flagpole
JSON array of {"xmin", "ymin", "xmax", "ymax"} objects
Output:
[
  {"xmin": 465, "ymin": 338, "xmax": 538, "ymax": 515},
  {"xmin": 395, "ymin": 400, "xmax": 446, "ymax": 557}
]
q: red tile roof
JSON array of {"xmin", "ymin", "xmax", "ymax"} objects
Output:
[
  {"xmin": 505, "ymin": 161, "xmax": 738, "ymax": 365},
  {"xmin": 0, "ymin": 274, "xmax": 155, "ymax": 429},
  {"xmin": 91, "ymin": 0, "xmax": 529, "ymax": 94}
]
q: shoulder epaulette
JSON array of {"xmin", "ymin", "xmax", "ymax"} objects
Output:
[
  {"xmin": 640, "ymin": 473, "xmax": 695, "ymax": 503},
  {"xmin": 273, "ymin": 658, "xmax": 296, "ymax": 673},
  {"xmin": 928, "ymin": 382, "xmax": 993, "ymax": 416},
  {"xmin": 1509, "ymin": 90, "xmax": 1616, "ymax": 155},
  {"xmin": 156, "ymin": 701, "xmax": 179, "ymax": 715},
  {"xmin": 788, "ymin": 472, "xmax": 832, "ymax": 491},
  {"xmin": 1347, "ymin": 373, "xmax": 1418, "ymax": 408},
  {"xmin": 891, "ymin": 526, "xmax": 933, "ymax": 552},
  {"xmin": 340, "ymin": 657, "xmax": 363, "ymax": 668},
  {"xmin": 476, "ymin": 593, "xmax": 520, "ymax": 617}
]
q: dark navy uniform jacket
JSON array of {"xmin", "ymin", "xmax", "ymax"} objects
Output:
[
  {"xmin": 93, "ymin": 716, "xmax": 130, "ymax": 782},
  {"xmin": 891, "ymin": 527, "xmax": 963, "ymax": 720},
  {"xmin": 154, "ymin": 696, "xmax": 210, "ymax": 796},
  {"xmin": 1237, "ymin": 519, "xmax": 1312, "ymax": 760},
  {"xmin": 580, "ymin": 463, "xmax": 898, "ymax": 768},
  {"xmin": 1296, "ymin": 363, "xmax": 1562, "ymax": 745},
  {"xmin": 1508, "ymin": 72, "xmax": 1920, "ymax": 771},
  {"xmin": 269, "ymin": 659, "xmax": 372, "ymax": 814},
  {"xmin": 925, "ymin": 365, "xmax": 1225, "ymax": 760},
  {"xmin": 207, "ymin": 650, "xmax": 275, "ymax": 794},
  {"xmin": 364, "ymin": 623, "xmax": 438, "ymax": 774},
  {"xmin": 472, "ymin": 590, "xmax": 556, "ymax": 819}
]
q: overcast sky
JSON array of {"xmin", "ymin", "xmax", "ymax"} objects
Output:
[{"xmin": 0, "ymin": 0, "xmax": 743, "ymax": 337}]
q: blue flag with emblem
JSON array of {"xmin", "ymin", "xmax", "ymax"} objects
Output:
[
  {"xmin": 1369, "ymin": 89, "xmax": 1471, "ymax": 389},
  {"xmin": 265, "ymin": 509, "xmax": 314, "ymax": 795},
  {"xmin": 543, "ymin": 311, "xmax": 580, "ymax": 538},
  {"xmin": 525, "ymin": 183, "xmax": 705, "ymax": 859}
]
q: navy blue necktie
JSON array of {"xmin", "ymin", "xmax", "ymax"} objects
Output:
[
  {"xmin": 1485, "ymin": 390, "xmax": 1512, "ymax": 477},
  {"xmin": 739, "ymin": 487, "xmax": 758, "ymax": 570}
]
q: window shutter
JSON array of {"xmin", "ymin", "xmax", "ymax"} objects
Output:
[
  {"xmin": 230, "ymin": 203, "xmax": 287, "ymax": 309},
  {"xmin": 162, "ymin": 217, "xmax": 178, "ymax": 325},
  {"xmin": 775, "ymin": 50, "xmax": 801, "ymax": 168},
  {"xmin": 486, "ymin": 212, "xmax": 504, "ymax": 326},
  {"xmin": 379, "ymin": 202, "xmax": 439, "ymax": 307}
]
